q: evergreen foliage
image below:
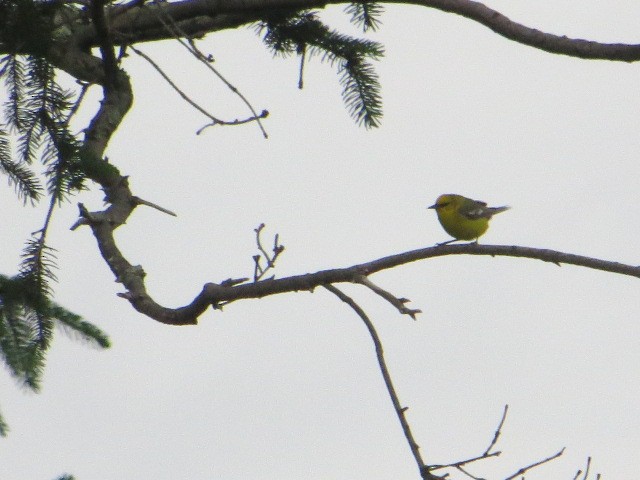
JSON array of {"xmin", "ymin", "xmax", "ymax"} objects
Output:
[
  {"xmin": 0, "ymin": 410, "xmax": 8, "ymax": 436},
  {"xmin": 0, "ymin": 274, "xmax": 111, "ymax": 396},
  {"xmin": 0, "ymin": 55, "xmax": 86, "ymax": 202},
  {"xmin": 345, "ymin": 2, "xmax": 384, "ymax": 32},
  {"xmin": 256, "ymin": 9, "xmax": 384, "ymax": 127},
  {"xmin": 0, "ymin": 0, "xmax": 109, "ymax": 438},
  {"xmin": 0, "ymin": 0, "xmax": 57, "ymax": 56}
]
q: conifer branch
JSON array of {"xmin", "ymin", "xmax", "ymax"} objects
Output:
[
  {"xmin": 344, "ymin": 2, "xmax": 383, "ymax": 32},
  {"xmin": 0, "ymin": 409, "xmax": 8, "ymax": 437},
  {"xmin": 0, "ymin": 131, "xmax": 42, "ymax": 203},
  {"xmin": 256, "ymin": 10, "xmax": 383, "ymax": 127},
  {"xmin": 49, "ymin": 304, "xmax": 111, "ymax": 348}
]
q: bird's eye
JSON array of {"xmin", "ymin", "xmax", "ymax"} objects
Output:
[{"xmin": 438, "ymin": 202, "xmax": 450, "ymax": 208}]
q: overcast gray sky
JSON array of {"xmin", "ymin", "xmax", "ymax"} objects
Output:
[{"xmin": 2, "ymin": 1, "xmax": 640, "ymax": 479}]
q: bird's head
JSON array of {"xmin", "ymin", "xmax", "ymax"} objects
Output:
[{"xmin": 428, "ymin": 194, "xmax": 460, "ymax": 212}]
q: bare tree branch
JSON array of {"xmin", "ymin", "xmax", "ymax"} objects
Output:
[
  {"xmin": 146, "ymin": 0, "xmax": 270, "ymax": 137},
  {"xmin": 503, "ymin": 447, "xmax": 565, "ymax": 480},
  {"xmin": 430, "ymin": 450, "xmax": 501, "ymax": 472},
  {"xmin": 33, "ymin": 0, "xmax": 640, "ymax": 64},
  {"xmin": 484, "ymin": 404, "xmax": 508, "ymax": 456},
  {"xmin": 429, "ymin": 405, "xmax": 506, "ymax": 473},
  {"xmin": 428, "ymin": 406, "xmax": 565, "ymax": 479},
  {"xmin": 355, "ymin": 275, "xmax": 421, "ymax": 319},
  {"xmin": 132, "ymin": 196, "xmax": 177, "ymax": 217},
  {"xmin": 323, "ymin": 284, "xmax": 442, "ymax": 480},
  {"xmin": 7, "ymin": 0, "xmax": 639, "ymax": 62},
  {"xmin": 252, "ymin": 223, "xmax": 285, "ymax": 282},
  {"xmin": 573, "ymin": 457, "xmax": 601, "ymax": 480},
  {"xmin": 130, "ymin": 45, "xmax": 267, "ymax": 131}
]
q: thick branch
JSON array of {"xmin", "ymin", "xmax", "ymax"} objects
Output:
[
  {"xmin": 7, "ymin": 0, "xmax": 638, "ymax": 60},
  {"xmin": 59, "ymin": 0, "xmax": 640, "ymax": 63}
]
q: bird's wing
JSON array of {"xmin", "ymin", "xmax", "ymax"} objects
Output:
[{"xmin": 460, "ymin": 200, "xmax": 490, "ymax": 220}]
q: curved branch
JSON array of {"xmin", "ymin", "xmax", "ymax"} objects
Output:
[
  {"xmin": 395, "ymin": 0, "xmax": 640, "ymax": 61},
  {"xmin": 200, "ymin": 243, "xmax": 640, "ymax": 305},
  {"xmin": 17, "ymin": 0, "xmax": 639, "ymax": 62},
  {"xmin": 100, "ymin": 0, "xmax": 640, "ymax": 62},
  {"xmin": 324, "ymin": 285, "xmax": 437, "ymax": 479},
  {"xmin": 71, "ymin": 209, "xmax": 640, "ymax": 325}
]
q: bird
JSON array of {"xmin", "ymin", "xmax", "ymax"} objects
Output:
[{"xmin": 428, "ymin": 194, "xmax": 509, "ymax": 245}]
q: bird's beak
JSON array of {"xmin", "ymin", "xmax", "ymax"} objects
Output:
[{"xmin": 427, "ymin": 204, "xmax": 437, "ymax": 209}]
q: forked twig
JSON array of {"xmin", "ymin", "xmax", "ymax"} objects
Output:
[
  {"xmin": 430, "ymin": 406, "xmax": 507, "ymax": 473},
  {"xmin": 130, "ymin": 45, "xmax": 266, "ymax": 130},
  {"xmin": 148, "ymin": 0, "xmax": 269, "ymax": 137},
  {"xmin": 503, "ymin": 447, "xmax": 565, "ymax": 480},
  {"xmin": 456, "ymin": 464, "xmax": 483, "ymax": 480},
  {"xmin": 323, "ymin": 284, "xmax": 442, "ymax": 480},
  {"xmin": 253, "ymin": 223, "xmax": 285, "ymax": 282},
  {"xmin": 429, "ymin": 450, "xmax": 501, "ymax": 472},
  {"xmin": 355, "ymin": 274, "xmax": 421, "ymax": 319},
  {"xmin": 67, "ymin": 81, "xmax": 90, "ymax": 123},
  {"xmin": 573, "ymin": 457, "xmax": 600, "ymax": 480},
  {"xmin": 484, "ymin": 404, "xmax": 508, "ymax": 455},
  {"xmin": 430, "ymin": 405, "xmax": 565, "ymax": 480}
]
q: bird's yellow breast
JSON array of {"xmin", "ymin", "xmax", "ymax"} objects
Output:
[{"xmin": 436, "ymin": 207, "xmax": 489, "ymax": 240}]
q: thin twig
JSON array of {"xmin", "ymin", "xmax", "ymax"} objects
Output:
[
  {"xmin": 131, "ymin": 44, "xmax": 267, "ymax": 132},
  {"xmin": 129, "ymin": 45, "xmax": 226, "ymax": 125},
  {"xmin": 503, "ymin": 448, "xmax": 565, "ymax": 480},
  {"xmin": 456, "ymin": 464, "xmax": 483, "ymax": 480},
  {"xmin": 298, "ymin": 46, "xmax": 306, "ymax": 89},
  {"xmin": 252, "ymin": 224, "xmax": 285, "ymax": 282},
  {"xmin": 133, "ymin": 196, "xmax": 177, "ymax": 216},
  {"xmin": 111, "ymin": 0, "xmax": 146, "ymax": 18},
  {"xmin": 430, "ymin": 450, "xmax": 501, "ymax": 471},
  {"xmin": 323, "ymin": 284, "xmax": 439, "ymax": 479},
  {"xmin": 581, "ymin": 457, "xmax": 591, "ymax": 480},
  {"xmin": 255, "ymin": 224, "xmax": 273, "ymax": 264},
  {"xmin": 149, "ymin": 0, "xmax": 269, "ymax": 138},
  {"xmin": 429, "ymin": 404, "xmax": 508, "ymax": 476},
  {"xmin": 355, "ymin": 274, "xmax": 421, "ymax": 319},
  {"xmin": 573, "ymin": 457, "xmax": 595, "ymax": 480},
  {"xmin": 484, "ymin": 404, "xmax": 508, "ymax": 455},
  {"xmin": 67, "ymin": 82, "xmax": 90, "ymax": 123},
  {"xmin": 195, "ymin": 110, "xmax": 269, "ymax": 134}
]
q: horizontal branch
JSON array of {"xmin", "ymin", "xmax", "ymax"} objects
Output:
[
  {"xmin": 85, "ymin": 239, "xmax": 639, "ymax": 325},
  {"xmin": 202, "ymin": 243, "xmax": 640, "ymax": 303}
]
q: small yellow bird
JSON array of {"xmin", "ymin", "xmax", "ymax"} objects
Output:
[{"xmin": 428, "ymin": 194, "xmax": 509, "ymax": 245}]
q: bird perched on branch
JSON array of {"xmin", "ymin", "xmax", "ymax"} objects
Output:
[{"xmin": 428, "ymin": 194, "xmax": 509, "ymax": 245}]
